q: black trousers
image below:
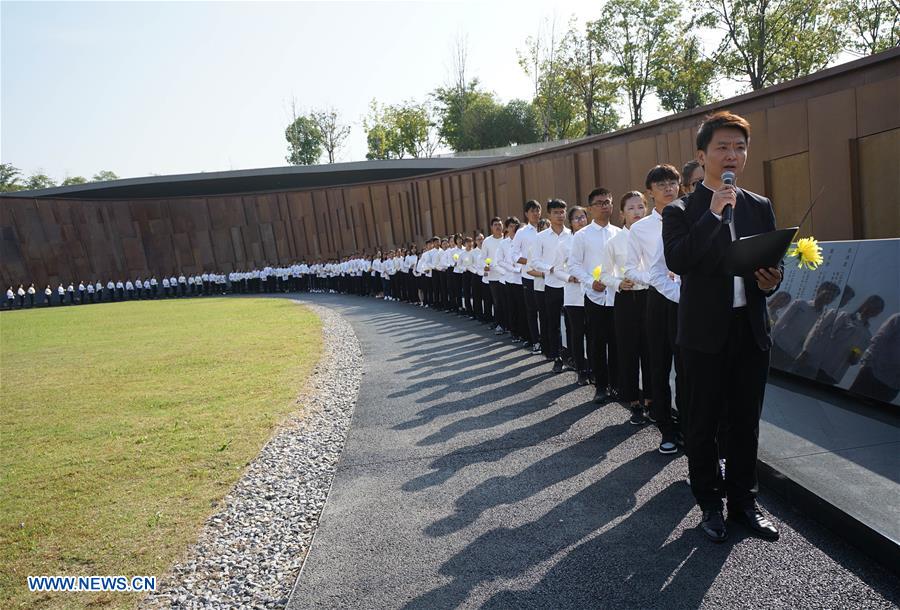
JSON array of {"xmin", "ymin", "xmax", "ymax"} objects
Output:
[
  {"xmin": 681, "ymin": 308, "xmax": 769, "ymax": 511},
  {"xmin": 449, "ymin": 272, "xmax": 463, "ymax": 310},
  {"xmin": 535, "ymin": 289, "xmax": 547, "ymax": 353},
  {"xmin": 488, "ymin": 281, "xmax": 505, "ymax": 328},
  {"xmin": 506, "ymin": 282, "xmax": 525, "ymax": 339},
  {"xmin": 585, "ymin": 297, "xmax": 617, "ymax": 388},
  {"xmin": 543, "ymin": 286, "xmax": 564, "ymax": 359},
  {"xmin": 522, "ymin": 278, "xmax": 540, "ymax": 345},
  {"xmin": 646, "ymin": 288, "xmax": 682, "ymax": 437},
  {"xmin": 565, "ymin": 305, "xmax": 587, "ymax": 373},
  {"xmin": 462, "ymin": 272, "xmax": 474, "ymax": 313},
  {"xmin": 473, "ymin": 277, "xmax": 487, "ymax": 319},
  {"xmin": 615, "ymin": 290, "xmax": 651, "ymax": 403}
]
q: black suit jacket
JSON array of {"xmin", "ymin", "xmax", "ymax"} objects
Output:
[{"xmin": 662, "ymin": 184, "xmax": 782, "ymax": 354}]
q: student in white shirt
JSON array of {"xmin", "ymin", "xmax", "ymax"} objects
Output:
[
  {"xmin": 125, "ymin": 280, "xmax": 135, "ymax": 299},
  {"xmin": 502, "ymin": 218, "xmax": 525, "ymax": 343},
  {"xmin": 482, "ymin": 218, "xmax": 506, "ymax": 334},
  {"xmin": 95, "ymin": 281, "xmax": 103, "ymax": 302},
  {"xmin": 450, "ymin": 234, "xmax": 466, "ymax": 313},
  {"xmin": 559, "ymin": 206, "xmax": 590, "ymax": 380},
  {"xmin": 460, "ymin": 237, "xmax": 477, "ymax": 318},
  {"xmin": 604, "ymin": 191, "xmax": 652, "ymax": 424},
  {"xmin": 472, "ymin": 233, "xmax": 489, "ymax": 322},
  {"xmin": 86, "ymin": 281, "xmax": 95, "ymax": 303},
  {"xmin": 68, "ymin": 283, "xmax": 76, "ymax": 304},
  {"xmin": 5, "ymin": 287, "xmax": 14, "ymax": 309},
  {"xmin": 513, "ymin": 200, "xmax": 543, "ymax": 351},
  {"xmin": 534, "ymin": 199, "xmax": 573, "ymax": 373},
  {"xmin": 625, "ymin": 165, "xmax": 684, "ymax": 454},
  {"xmin": 26, "ymin": 283, "xmax": 36, "ymax": 307},
  {"xmin": 77, "ymin": 281, "xmax": 86, "ymax": 304},
  {"xmin": 569, "ymin": 188, "xmax": 622, "ymax": 399},
  {"xmin": 44, "ymin": 285, "xmax": 53, "ymax": 306},
  {"xmin": 16, "ymin": 285, "xmax": 25, "ymax": 308}
]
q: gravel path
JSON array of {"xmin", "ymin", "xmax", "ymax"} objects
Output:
[{"xmin": 141, "ymin": 301, "xmax": 361, "ymax": 609}]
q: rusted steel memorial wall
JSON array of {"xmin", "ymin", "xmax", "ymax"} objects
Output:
[{"xmin": 1, "ymin": 50, "xmax": 897, "ymax": 289}]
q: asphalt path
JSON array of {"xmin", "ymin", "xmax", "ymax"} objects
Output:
[{"xmin": 287, "ymin": 293, "xmax": 899, "ymax": 610}]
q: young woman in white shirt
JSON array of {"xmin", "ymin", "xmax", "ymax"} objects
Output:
[
  {"xmin": 604, "ymin": 191, "xmax": 653, "ymax": 424},
  {"xmin": 560, "ymin": 206, "xmax": 590, "ymax": 383}
]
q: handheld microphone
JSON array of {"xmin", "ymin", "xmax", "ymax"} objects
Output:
[{"xmin": 721, "ymin": 170, "xmax": 735, "ymax": 224}]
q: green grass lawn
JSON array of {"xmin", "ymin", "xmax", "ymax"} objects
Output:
[{"xmin": 0, "ymin": 297, "xmax": 322, "ymax": 609}]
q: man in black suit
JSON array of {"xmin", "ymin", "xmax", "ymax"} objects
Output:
[{"xmin": 662, "ymin": 111, "xmax": 783, "ymax": 543}]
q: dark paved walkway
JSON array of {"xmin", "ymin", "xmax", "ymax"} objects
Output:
[{"xmin": 287, "ymin": 293, "xmax": 899, "ymax": 610}]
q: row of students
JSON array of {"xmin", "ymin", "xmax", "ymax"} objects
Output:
[{"xmin": 4, "ymin": 274, "xmax": 232, "ymax": 308}]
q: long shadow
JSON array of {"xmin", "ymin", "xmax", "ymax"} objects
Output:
[
  {"xmin": 413, "ymin": 359, "xmax": 550, "ymax": 405},
  {"xmin": 390, "ymin": 336, "xmax": 499, "ymax": 363},
  {"xmin": 481, "ymin": 482, "xmax": 727, "ymax": 610},
  {"xmin": 425, "ymin": 422, "xmax": 635, "ymax": 537},
  {"xmin": 392, "ymin": 369, "xmax": 552, "ymax": 430},
  {"xmin": 416, "ymin": 383, "xmax": 585, "ymax": 446},
  {"xmin": 403, "ymin": 344, "xmax": 523, "ymax": 378},
  {"xmin": 402, "ymin": 400, "xmax": 599, "ymax": 493},
  {"xmin": 403, "ymin": 451, "xmax": 691, "ymax": 609},
  {"xmin": 387, "ymin": 356, "xmax": 547, "ymax": 402}
]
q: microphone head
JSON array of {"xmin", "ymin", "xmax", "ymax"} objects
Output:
[{"xmin": 722, "ymin": 170, "xmax": 735, "ymax": 185}]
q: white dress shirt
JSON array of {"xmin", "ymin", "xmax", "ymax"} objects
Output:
[
  {"xmin": 481, "ymin": 235, "xmax": 505, "ymax": 282},
  {"xmin": 625, "ymin": 209, "xmax": 680, "ymax": 304},
  {"xmin": 569, "ymin": 221, "xmax": 621, "ymax": 306},
  {"xmin": 554, "ymin": 236, "xmax": 584, "ymax": 307},
  {"xmin": 602, "ymin": 228, "xmax": 648, "ymax": 301},
  {"xmin": 533, "ymin": 226, "xmax": 572, "ymax": 289},
  {"xmin": 513, "ymin": 223, "xmax": 541, "ymax": 281}
]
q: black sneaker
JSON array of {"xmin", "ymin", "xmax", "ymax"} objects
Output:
[
  {"xmin": 645, "ymin": 411, "xmax": 658, "ymax": 424},
  {"xmin": 593, "ymin": 387, "xmax": 610, "ymax": 404},
  {"xmin": 551, "ymin": 359, "xmax": 564, "ymax": 374},
  {"xmin": 629, "ymin": 407, "xmax": 647, "ymax": 425},
  {"xmin": 576, "ymin": 371, "xmax": 590, "ymax": 386},
  {"xmin": 530, "ymin": 343, "xmax": 542, "ymax": 354}
]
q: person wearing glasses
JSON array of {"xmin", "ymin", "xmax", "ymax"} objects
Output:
[
  {"xmin": 569, "ymin": 188, "xmax": 621, "ymax": 400},
  {"xmin": 682, "ymin": 160, "xmax": 704, "ymax": 195},
  {"xmin": 624, "ymin": 166, "xmax": 683, "ymax": 455}
]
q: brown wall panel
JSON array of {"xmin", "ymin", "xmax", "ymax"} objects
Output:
[
  {"xmin": 856, "ymin": 75, "xmax": 900, "ymax": 138},
  {"xmin": 808, "ymin": 89, "xmax": 857, "ymax": 239},
  {"xmin": 766, "ymin": 101, "xmax": 808, "ymax": 159}
]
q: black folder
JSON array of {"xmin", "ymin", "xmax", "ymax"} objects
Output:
[{"xmin": 723, "ymin": 227, "xmax": 798, "ymax": 276}]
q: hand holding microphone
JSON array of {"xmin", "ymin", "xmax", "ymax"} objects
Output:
[{"xmin": 712, "ymin": 170, "xmax": 736, "ymax": 224}]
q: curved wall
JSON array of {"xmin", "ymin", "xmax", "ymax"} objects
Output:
[{"xmin": 1, "ymin": 49, "xmax": 898, "ymax": 289}]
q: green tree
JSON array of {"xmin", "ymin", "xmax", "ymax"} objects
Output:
[
  {"xmin": 654, "ymin": 30, "xmax": 718, "ymax": 113},
  {"xmin": 432, "ymin": 81, "xmax": 497, "ymax": 151},
  {"xmin": 833, "ymin": 0, "xmax": 899, "ymax": 55},
  {"xmin": 62, "ymin": 176, "xmax": 87, "ymax": 186},
  {"xmin": 394, "ymin": 102, "xmax": 441, "ymax": 158},
  {"xmin": 310, "ymin": 108, "xmax": 351, "ymax": 164},
  {"xmin": 706, "ymin": 0, "xmax": 844, "ymax": 90},
  {"xmin": 590, "ymin": 0, "xmax": 680, "ymax": 126},
  {"xmin": 0, "ymin": 163, "xmax": 24, "ymax": 192},
  {"xmin": 560, "ymin": 21, "xmax": 621, "ymax": 135},
  {"xmin": 285, "ymin": 115, "xmax": 323, "ymax": 165},
  {"xmin": 92, "ymin": 170, "xmax": 119, "ymax": 182},
  {"xmin": 363, "ymin": 100, "xmax": 404, "ymax": 160},
  {"xmin": 519, "ymin": 18, "xmax": 584, "ymax": 140},
  {"xmin": 25, "ymin": 172, "xmax": 56, "ymax": 190}
]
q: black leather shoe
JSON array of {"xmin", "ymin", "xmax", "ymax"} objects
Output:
[
  {"xmin": 552, "ymin": 359, "xmax": 564, "ymax": 374},
  {"xmin": 728, "ymin": 505, "xmax": 779, "ymax": 540},
  {"xmin": 593, "ymin": 388, "xmax": 610, "ymax": 404},
  {"xmin": 700, "ymin": 509, "xmax": 727, "ymax": 542},
  {"xmin": 576, "ymin": 371, "xmax": 590, "ymax": 386}
]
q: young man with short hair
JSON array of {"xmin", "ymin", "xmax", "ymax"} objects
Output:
[
  {"xmin": 663, "ymin": 110, "xmax": 783, "ymax": 543},
  {"xmin": 482, "ymin": 218, "xmax": 506, "ymax": 334},
  {"xmin": 570, "ymin": 188, "xmax": 621, "ymax": 401},
  {"xmin": 513, "ymin": 200, "xmax": 543, "ymax": 353},
  {"xmin": 533, "ymin": 199, "xmax": 572, "ymax": 373}
]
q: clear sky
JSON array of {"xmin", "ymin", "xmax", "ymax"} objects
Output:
[{"xmin": 0, "ymin": 0, "xmax": 846, "ymax": 182}]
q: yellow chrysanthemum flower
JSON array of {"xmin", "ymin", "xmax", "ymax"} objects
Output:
[
  {"xmin": 592, "ymin": 265, "xmax": 602, "ymax": 281},
  {"xmin": 788, "ymin": 237, "xmax": 824, "ymax": 270},
  {"xmin": 485, "ymin": 258, "xmax": 493, "ymax": 265},
  {"xmin": 453, "ymin": 253, "xmax": 460, "ymax": 261}
]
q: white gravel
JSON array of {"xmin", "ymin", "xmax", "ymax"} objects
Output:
[{"xmin": 140, "ymin": 301, "xmax": 361, "ymax": 609}]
